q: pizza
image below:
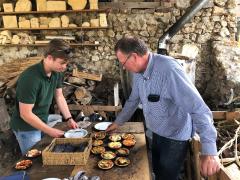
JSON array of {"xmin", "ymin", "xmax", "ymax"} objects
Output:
[
  {"xmin": 91, "ymin": 146, "xmax": 105, "ymax": 155},
  {"xmin": 94, "ymin": 132, "xmax": 106, "ymax": 140},
  {"xmin": 92, "ymin": 140, "xmax": 104, "ymax": 146},
  {"xmin": 114, "ymin": 157, "xmax": 130, "ymax": 167},
  {"xmin": 15, "ymin": 160, "xmax": 32, "ymax": 170},
  {"xmin": 109, "ymin": 134, "xmax": 121, "ymax": 142},
  {"xmin": 122, "ymin": 133, "xmax": 135, "ymax": 140},
  {"xmin": 122, "ymin": 139, "xmax": 136, "ymax": 147},
  {"xmin": 26, "ymin": 149, "xmax": 41, "ymax": 158},
  {"xmin": 116, "ymin": 148, "xmax": 130, "ymax": 156},
  {"xmin": 101, "ymin": 151, "xmax": 116, "ymax": 160},
  {"xmin": 98, "ymin": 159, "xmax": 114, "ymax": 170},
  {"xmin": 108, "ymin": 142, "xmax": 122, "ymax": 149}
]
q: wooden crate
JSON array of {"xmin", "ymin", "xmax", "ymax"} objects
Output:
[
  {"xmin": 188, "ymin": 123, "xmax": 238, "ymax": 180},
  {"xmin": 42, "ymin": 138, "xmax": 92, "ymax": 165}
]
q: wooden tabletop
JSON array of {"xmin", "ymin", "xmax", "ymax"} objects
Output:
[{"xmin": 3, "ymin": 122, "xmax": 151, "ymax": 180}]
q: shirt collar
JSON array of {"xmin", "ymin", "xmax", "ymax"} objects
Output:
[
  {"xmin": 142, "ymin": 52, "xmax": 154, "ymax": 80},
  {"xmin": 39, "ymin": 60, "xmax": 51, "ymax": 79}
]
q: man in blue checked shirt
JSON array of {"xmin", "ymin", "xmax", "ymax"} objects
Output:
[{"xmin": 106, "ymin": 36, "xmax": 220, "ymax": 180}]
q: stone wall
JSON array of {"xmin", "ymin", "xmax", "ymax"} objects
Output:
[
  {"xmin": 0, "ymin": 0, "xmax": 238, "ymax": 107},
  {"xmin": 205, "ymin": 41, "xmax": 240, "ymax": 107}
]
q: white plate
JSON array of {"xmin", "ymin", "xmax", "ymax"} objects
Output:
[
  {"xmin": 64, "ymin": 129, "xmax": 88, "ymax": 138},
  {"xmin": 94, "ymin": 122, "xmax": 112, "ymax": 131},
  {"xmin": 42, "ymin": 178, "xmax": 61, "ymax": 180}
]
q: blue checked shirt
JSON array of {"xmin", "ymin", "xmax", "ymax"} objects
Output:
[{"xmin": 115, "ymin": 53, "xmax": 217, "ymax": 155}]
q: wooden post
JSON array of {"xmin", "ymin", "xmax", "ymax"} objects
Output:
[{"xmin": 190, "ymin": 136, "xmax": 201, "ymax": 180}]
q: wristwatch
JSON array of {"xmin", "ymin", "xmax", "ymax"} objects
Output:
[{"xmin": 65, "ymin": 117, "xmax": 73, "ymax": 121}]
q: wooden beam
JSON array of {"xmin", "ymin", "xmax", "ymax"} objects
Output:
[
  {"xmin": 212, "ymin": 111, "xmax": 240, "ymax": 121},
  {"xmin": 72, "ymin": 69, "xmax": 102, "ymax": 81},
  {"xmin": 98, "ymin": 1, "xmax": 213, "ymax": 10},
  {"xmin": 99, "ymin": 2, "xmax": 172, "ymax": 11},
  {"xmin": 68, "ymin": 104, "xmax": 122, "ymax": 112}
]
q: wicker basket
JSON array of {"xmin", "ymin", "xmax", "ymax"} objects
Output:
[{"xmin": 42, "ymin": 138, "xmax": 92, "ymax": 165}]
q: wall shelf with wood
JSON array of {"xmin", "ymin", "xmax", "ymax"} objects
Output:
[
  {"xmin": 0, "ymin": 27, "xmax": 109, "ymax": 31},
  {"xmin": 0, "ymin": 43, "xmax": 100, "ymax": 47},
  {"xmin": 0, "ymin": 9, "xmax": 111, "ymax": 15}
]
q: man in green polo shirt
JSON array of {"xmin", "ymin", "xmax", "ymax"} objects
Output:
[{"xmin": 10, "ymin": 39, "xmax": 78, "ymax": 155}]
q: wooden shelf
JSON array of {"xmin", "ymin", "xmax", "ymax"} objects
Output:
[
  {"xmin": 0, "ymin": 43, "xmax": 100, "ymax": 47},
  {"xmin": 0, "ymin": 27, "xmax": 109, "ymax": 31},
  {"xmin": 0, "ymin": 9, "xmax": 111, "ymax": 15}
]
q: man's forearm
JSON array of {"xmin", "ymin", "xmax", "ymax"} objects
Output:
[
  {"xmin": 55, "ymin": 95, "xmax": 72, "ymax": 119},
  {"xmin": 21, "ymin": 112, "xmax": 52, "ymax": 133}
]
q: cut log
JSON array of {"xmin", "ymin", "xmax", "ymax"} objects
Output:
[
  {"xmin": 99, "ymin": 13, "xmax": 108, "ymax": 27},
  {"xmin": 0, "ymin": 30, "xmax": 12, "ymax": 40},
  {"xmin": 82, "ymin": 22, "xmax": 90, "ymax": 27},
  {"xmin": 39, "ymin": 17, "xmax": 49, "ymax": 26},
  {"xmin": 35, "ymin": 40, "xmax": 50, "ymax": 44},
  {"xmin": 2, "ymin": 16, "xmax": 18, "ymax": 28},
  {"xmin": 72, "ymin": 69, "xmax": 102, "ymax": 81},
  {"xmin": 61, "ymin": 15, "xmax": 70, "ymax": 28},
  {"xmin": 74, "ymin": 87, "xmax": 88, "ymax": 100},
  {"xmin": 47, "ymin": 1, "xmax": 66, "ymax": 11},
  {"xmin": 68, "ymin": 23, "xmax": 77, "ymax": 28},
  {"xmin": 30, "ymin": 17, "xmax": 39, "ymax": 28},
  {"xmin": 68, "ymin": 76, "xmax": 86, "ymax": 85},
  {"xmin": 36, "ymin": 0, "xmax": 47, "ymax": 11},
  {"xmin": 212, "ymin": 111, "xmax": 240, "ymax": 121},
  {"xmin": 11, "ymin": 35, "xmax": 20, "ymax": 44},
  {"xmin": 90, "ymin": 18, "xmax": 99, "ymax": 27},
  {"xmin": 15, "ymin": 0, "xmax": 32, "ymax": 12},
  {"xmin": 19, "ymin": 20, "xmax": 31, "ymax": 28},
  {"xmin": 49, "ymin": 18, "xmax": 61, "ymax": 28},
  {"xmin": 3, "ymin": 3, "xmax": 14, "ymax": 12},
  {"xmin": 68, "ymin": 0, "xmax": 87, "ymax": 10},
  {"xmin": 45, "ymin": 35, "xmax": 75, "ymax": 40},
  {"xmin": 89, "ymin": 0, "xmax": 98, "ymax": 10}
]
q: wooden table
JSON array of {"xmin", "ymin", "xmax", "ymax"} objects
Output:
[{"xmin": 4, "ymin": 122, "xmax": 151, "ymax": 180}]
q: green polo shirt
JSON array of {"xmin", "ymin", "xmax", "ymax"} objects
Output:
[{"xmin": 10, "ymin": 61, "xmax": 63, "ymax": 131}]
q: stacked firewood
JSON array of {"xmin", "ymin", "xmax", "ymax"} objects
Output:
[
  {"xmin": 0, "ymin": 57, "xmax": 118, "ymax": 115},
  {"xmin": 216, "ymin": 119, "xmax": 240, "ymax": 167}
]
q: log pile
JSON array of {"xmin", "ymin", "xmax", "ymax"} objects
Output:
[
  {"xmin": 0, "ymin": 56, "xmax": 42, "ymax": 95},
  {"xmin": 216, "ymin": 118, "xmax": 240, "ymax": 167},
  {"xmin": 0, "ymin": 57, "xmax": 119, "ymax": 119}
]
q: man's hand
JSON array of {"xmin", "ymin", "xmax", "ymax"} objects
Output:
[
  {"xmin": 67, "ymin": 118, "xmax": 78, "ymax": 129},
  {"xmin": 48, "ymin": 128, "xmax": 65, "ymax": 138},
  {"xmin": 200, "ymin": 155, "xmax": 220, "ymax": 177},
  {"xmin": 106, "ymin": 122, "xmax": 119, "ymax": 133}
]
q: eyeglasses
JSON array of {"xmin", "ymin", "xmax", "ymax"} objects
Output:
[{"xmin": 122, "ymin": 54, "xmax": 132, "ymax": 66}]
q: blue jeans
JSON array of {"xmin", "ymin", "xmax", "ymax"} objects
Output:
[
  {"xmin": 152, "ymin": 133, "xmax": 189, "ymax": 180},
  {"xmin": 13, "ymin": 130, "xmax": 41, "ymax": 155}
]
